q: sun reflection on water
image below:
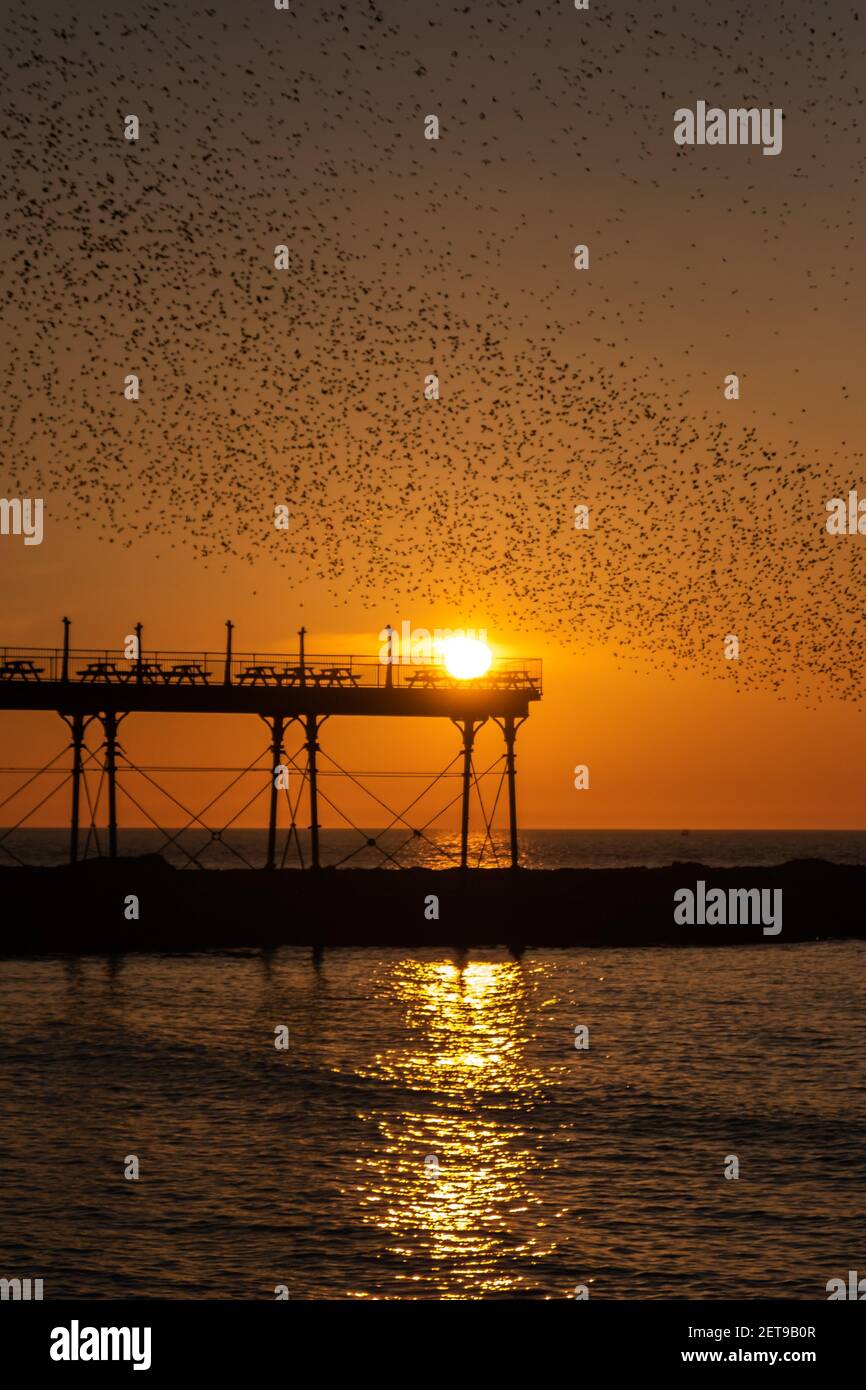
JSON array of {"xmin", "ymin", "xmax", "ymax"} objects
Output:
[{"xmin": 349, "ymin": 957, "xmax": 560, "ymax": 1297}]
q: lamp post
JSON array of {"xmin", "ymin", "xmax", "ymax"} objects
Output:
[
  {"xmin": 223, "ymin": 620, "xmax": 234, "ymax": 685},
  {"xmin": 61, "ymin": 616, "xmax": 71, "ymax": 683},
  {"xmin": 384, "ymin": 623, "xmax": 395, "ymax": 690},
  {"xmin": 298, "ymin": 626, "xmax": 307, "ymax": 687}
]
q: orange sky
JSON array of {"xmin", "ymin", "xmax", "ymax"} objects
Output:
[
  {"xmin": 1, "ymin": 529, "xmax": 863, "ymax": 830},
  {"xmin": 2, "ymin": 2, "xmax": 865, "ymax": 832}
]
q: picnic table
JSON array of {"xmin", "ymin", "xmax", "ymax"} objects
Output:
[
  {"xmin": 0, "ymin": 658, "xmax": 44, "ymax": 681},
  {"xmin": 405, "ymin": 669, "xmax": 454, "ymax": 689},
  {"xmin": 404, "ymin": 668, "xmax": 539, "ymax": 691},
  {"xmin": 77, "ymin": 660, "xmax": 132, "ymax": 682},
  {"xmin": 236, "ymin": 663, "xmax": 360, "ymax": 687},
  {"xmin": 134, "ymin": 661, "xmax": 169, "ymax": 683},
  {"xmin": 163, "ymin": 662, "xmax": 211, "ymax": 684},
  {"xmin": 309, "ymin": 666, "xmax": 361, "ymax": 687},
  {"xmin": 484, "ymin": 670, "xmax": 539, "ymax": 691},
  {"xmin": 237, "ymin": 664, "xmax": 293, "ymax": 685}
]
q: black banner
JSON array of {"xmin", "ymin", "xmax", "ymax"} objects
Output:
[{"xmin": 2, "ymin": 1300, "xmax": 861, "ymax": 1377}]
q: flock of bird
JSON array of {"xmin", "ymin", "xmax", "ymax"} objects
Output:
[{"xmin": 1, "ymin": 0, "xmax": 864, "ymax": 703}]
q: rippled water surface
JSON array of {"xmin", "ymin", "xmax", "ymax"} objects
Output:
[
  {"xmin": 7, "ymin": 826, "xmax": 866, "ymax": 868},
  {"xmin": 1, "ymin": 942, "xmax": 864, "ymax": 1298}
]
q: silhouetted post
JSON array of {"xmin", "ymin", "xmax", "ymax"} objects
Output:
[
  {"xmin": 266, "ymin": 714, "xmax": 285, "ymax": 871},
  {"xmin": 69, "ymin": 711, "xmax": 84, "ymax": 864},
  {"xmin": 459, "ymin": 719, "xmax": 476, "ymax": 869},
  {"xmin": 504, "ymin": 715, "xmax": 519, "ymax": 869},
  {"xmin": 384, "ymin": 624, "xmax": 395, "ymax": 690},
  {"xmin": 224, "ymin": 620, "xmax": 234, "ymax": 685},
  {"xmin": 135, "ymin": 622, "xmax": 143, "ymax": 685},
  {"xmin": 103, "ymin": 711, "xmax": 119, "ymax": 859},
  {"xmin": 298, "ymin": 626, "xmax": 307, "ymax": 687},
  {"xmin": 305, "ymin": 714, "xmax": 321, "ymax": 868},
  {"xmin": 61, "ymin": 616, "xmax": 71, "ymax": 683}
]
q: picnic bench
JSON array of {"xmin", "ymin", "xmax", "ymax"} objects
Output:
[
  {"xmin": 483, "ymin": 670, "xmax": 540, "ymax": 691},
  {"xmin": 404, "ymin": 668, "xmax": 539, "ymax": 691},
  {"xmin": 80, "ymin": 660, "xmax": 213, "ymax": 685},
  {"xmin": 163, "ymin": 662, "xmax": 211, "ymax": 684},
  {"xmin": 309, "ymin": 666, "xmax": 361, "ymax": 687},
  {"xmin": 0, "ymin": 658, "xmax": 44, "ymax": 681},
  {"xmin": 77, "ymin": 660, "xmax": 132, "ymax": 682},
  {"xmin": 238, "ymin": 664, "xmax": 291, "ymax": 685},
  {"xmin": 99, "ymin": 661, "xmax": 177, "ymax": 683},
  {"xmin": 236, "ymin": 663, "xmax": 362, "ymax": 688},
  {"xmin": 405, "ymin": 669, "xmax": 454, "ymax": 689},
  {"xmin": 134, "ymin": 661, "xmax": 169, "ymax": 683}
]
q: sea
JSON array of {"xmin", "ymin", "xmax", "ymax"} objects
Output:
[
  {"xmin": 5, "ymin": 825, "xmax": 866, "ymax": 869},
  {"xmin": 1, "ymin": 829, "xmax": 864, "ymax": 1299}
]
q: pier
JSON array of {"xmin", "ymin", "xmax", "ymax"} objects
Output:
[{"xmin": 0, "ymin": 620, "xmax": 542, "ymax": 870}]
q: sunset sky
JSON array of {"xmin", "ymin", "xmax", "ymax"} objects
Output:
[{"xmin": 2, "ymin": 0, "xmax": 865, "ymax": 829}]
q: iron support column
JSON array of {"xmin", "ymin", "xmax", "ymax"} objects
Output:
[
  {"xmin": 459, "ymin": 719, "xmax": 476, "ymax": 870},
  {"xmin": 305, "ymin": 714, "xmax": 321, "ymax": 869},
  {"xmin": 103, "ymin": 711, "xmax": 119, "ymax": 859},
  {"xmin": 504, "ymin": 714, "xmax": 519, "ymax": 869},
  {"xmin": 69, "ymin": 711, "xmax": 84, "ymax": 864},
  {"xmin": 266, "ymin": 714, "xmax": 285, "ymax": 871}
]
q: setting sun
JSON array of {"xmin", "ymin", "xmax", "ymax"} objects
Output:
[{"xmin": 441, "ymin": 636, "xmax": 493, "ymax": 681}]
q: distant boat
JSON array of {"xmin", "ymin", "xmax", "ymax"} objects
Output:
[{"xmin": 681, "ymin": 829, "xmax": 691, "ymax": 836}]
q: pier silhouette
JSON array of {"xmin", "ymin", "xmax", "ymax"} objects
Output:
[{"xmin": 0, "ymin": 619, "xmax": 542, "ymax": 871}]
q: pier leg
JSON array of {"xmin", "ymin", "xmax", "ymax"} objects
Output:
[
  {"xmin": 504, "ymin": 715, "xmax": 520, "ymax": 869},
  {"xmin": 305, "ymin": 714, "xmax": 321, "ymax": 870},
  {"xmin": 103, "ymin": 711, "xmax": 119, "ymax": 860},
  {"xmin": 69, "ymin": 711, "xmax": 84, "ymax": 865},
  {"xmin": 459, "ymin": 719, "xmax": 476, "ymax": 870},
  {"xmin": 266, "ymin": 715, "xmax": 285, "ymax": 871}
]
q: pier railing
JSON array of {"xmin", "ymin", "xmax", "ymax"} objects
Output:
[{"xmin": 0, "ymin": 646, "xmax": 542, "ymax": 694}]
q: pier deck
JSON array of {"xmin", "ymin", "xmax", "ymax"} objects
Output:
[{"xmin": 0, "ymin": 646, "xmax": 541, "ymax": 718}]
